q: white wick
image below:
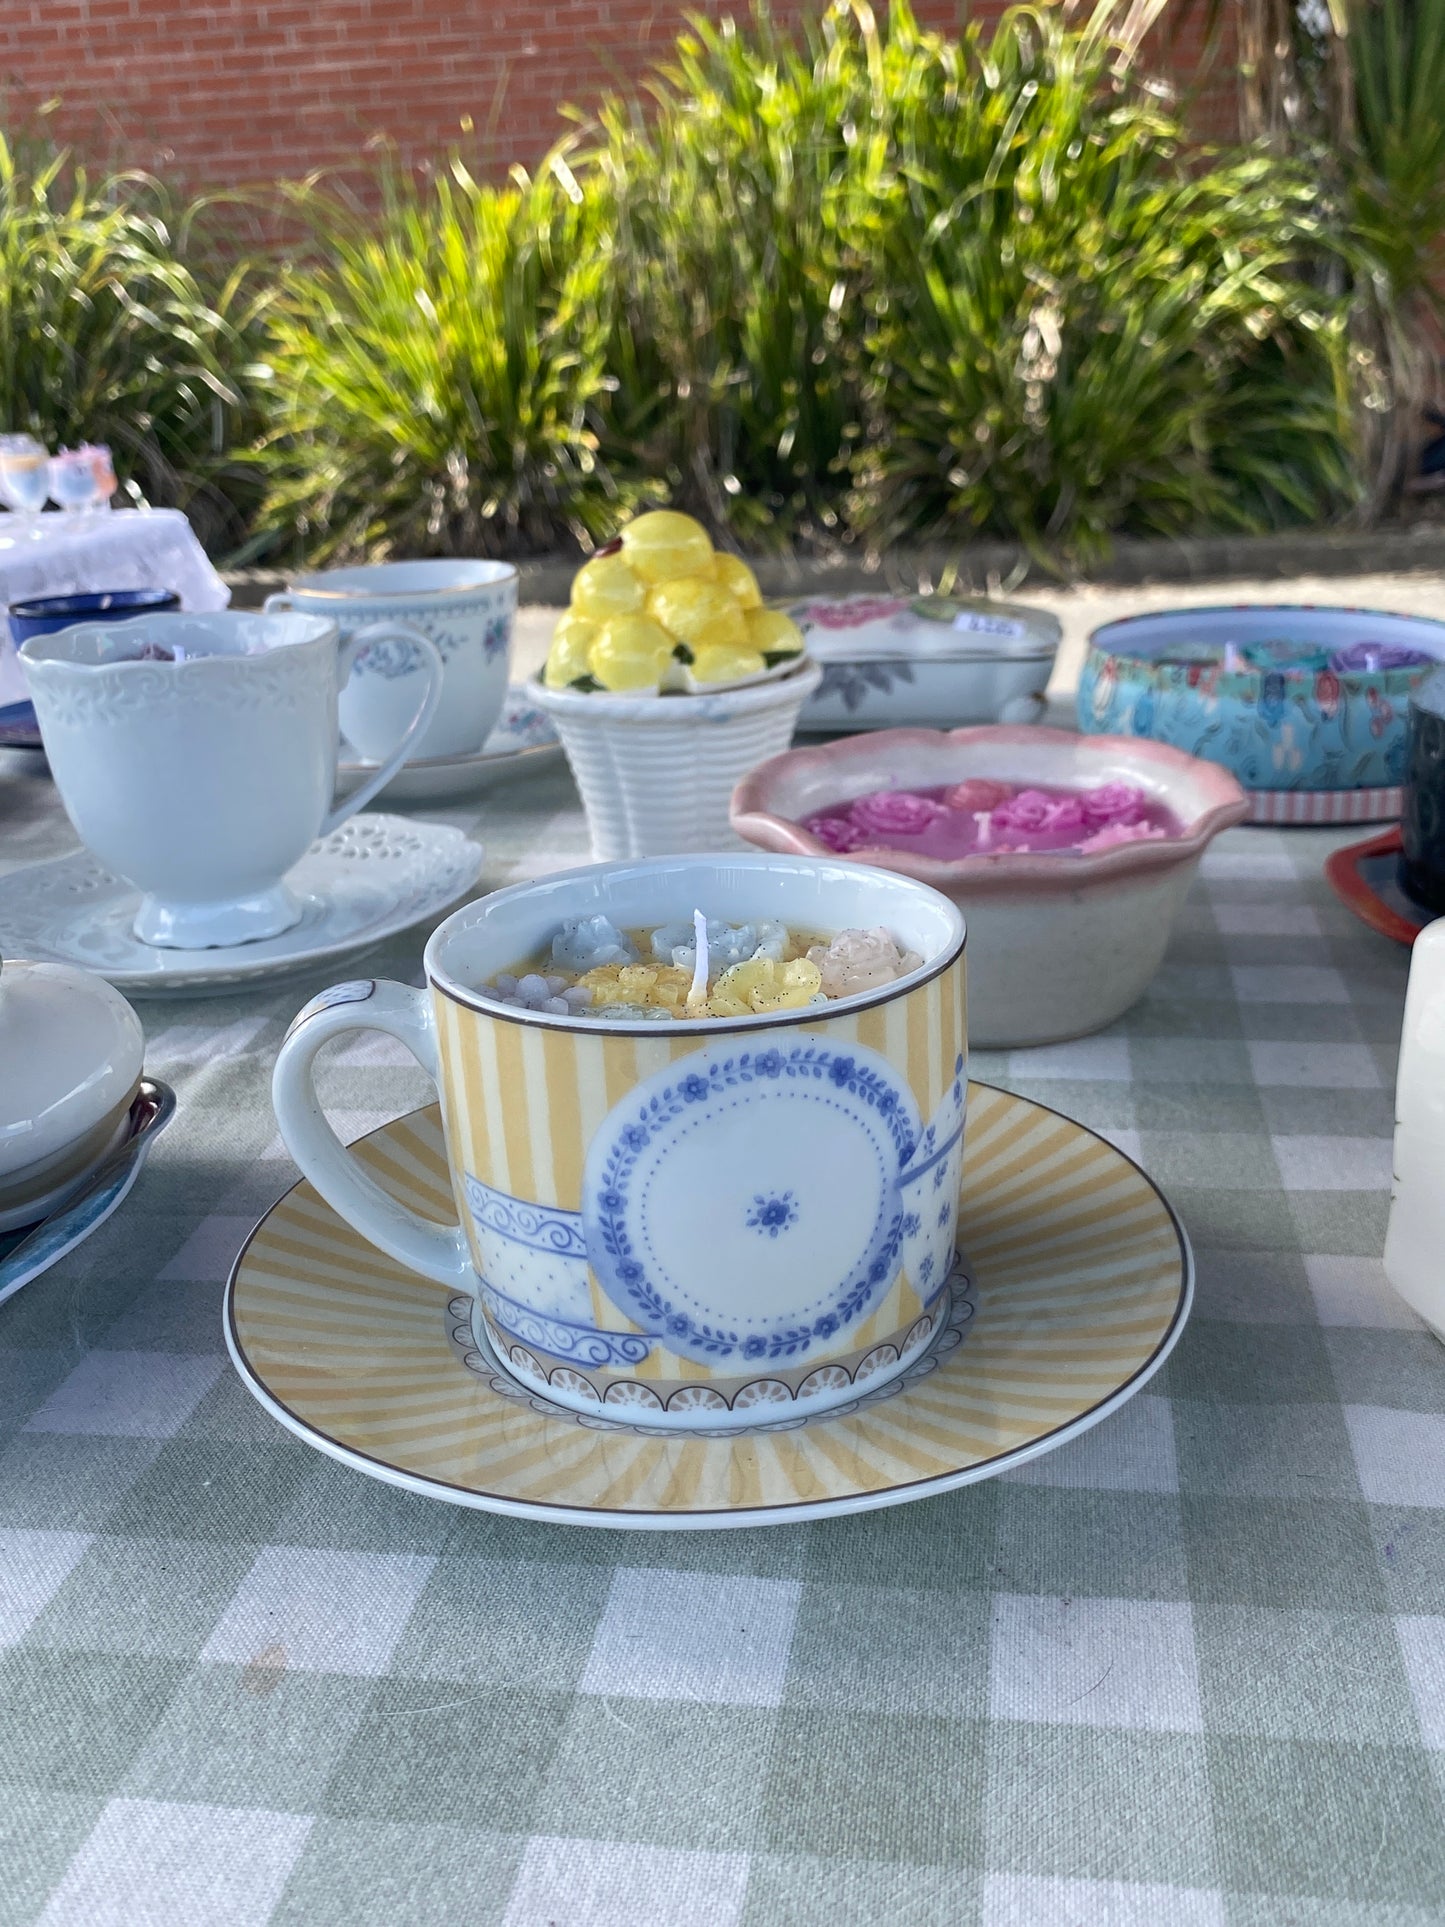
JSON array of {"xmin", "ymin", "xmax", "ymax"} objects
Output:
[
  {"xmin": 973, "ymin": 811, "xmax": 992, "ymax": 850},
  {"xmin": 687, "ymin": 908, "xmax": 709, "ymax": 1014}
]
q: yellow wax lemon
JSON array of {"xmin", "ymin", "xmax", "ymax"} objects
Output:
[
  {"xmin": 543, "ymin": 610, "xmax": 598, "ymax": 688},
  {"xmin": 619, "ymin": 510, "xmax": 714, "ymax": 586},
  {"xmin": 691, "ymin": 645, "xmax": 767, "ymax": 685},
  {"xmin": 647, "ymin": 573, "xmax": 747, "ymax": 653},
  {"xmin": 712, "ymin": 553, "xmax": 763, "ymax": 609},
  {"xmin": 571, "ymin": 553, "xmax": 646, "ymax": 620},
  {"xmin": 590, "ymin": 614, "xmax": 676, "ymax": 692},
  {"xmin": 745, "ymin": 607, "xmax": 805, "ymax": 657}
]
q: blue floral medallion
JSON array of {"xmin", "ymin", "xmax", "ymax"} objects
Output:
[
  {"xmin": 746, "ymin": 1192, "xmax": 798, "ymax": 1239},
  {"xmin": 581, "ymin": 1038, "xmax": 924, "ymax": 1368}
]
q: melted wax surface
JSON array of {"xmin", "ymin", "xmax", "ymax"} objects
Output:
[{"xmin": 803, "ymin": 780, "xmax": 1184, "ymax": 859}]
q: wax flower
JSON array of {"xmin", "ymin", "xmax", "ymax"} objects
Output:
[
  {"xmin": 1076, "ymin": 821, "xmax": 1167, "ymax": 853},
  {"xmin": 807, "ymin": 928, "xmax": 923, "ymax": 998},
  {"xmin": 707, "ymin": 956, "xmax": 824, "ymax": 1016},
  {"xmin": 649, "ymin": 917, "xmax": 787, "ymax": 973},
  {"xmin": 849, "ymin": 789, "xmax": 948, "ymax": 836},
  {"xmin": 1078, "ymin": 781, "xmax": 1149, "ymax": 828},
  {"xmin": 575, "ymin": 962, "xmax": 693, "ymax": 1011},
  {"xmin": 944, "ymin": 778, "xmax": 1012, "ymax": 814},
  {"xmin": 803, "ymin": 814, "xmax": 869, "ymax": 854},
  {"xmin": 551, "ymin": 915, "xmax": 638, "ymax": 972},
  {"xmin": 989, "ymin": 788, "xmax": 1086, "ymax": 836}
]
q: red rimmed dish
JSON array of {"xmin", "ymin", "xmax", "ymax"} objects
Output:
[
  {"xmin": 731, "ymin": 725, "xmax": 1249, "ymax": 1048},
  {"xmin": 1323, "ymin": 827, "xmax": 1433, "ymax": 946}
]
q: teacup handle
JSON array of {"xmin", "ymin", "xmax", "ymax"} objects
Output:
[
  {"xmin": 272, "ymin": 978, "xmax": 472, "ymax": 1287},
  {"xmin": 263, "ymin": 595, "xmax": 443, "ymax": 831}
]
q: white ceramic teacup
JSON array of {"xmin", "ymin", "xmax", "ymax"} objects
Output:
[
  {"xmin": 267, "ymin": 560, "xmax": 517, "ymax": 762},
  {"xmin": 21, "ymin": 610, "xmax": 443, "ymax": 949},
  {"xmin": 273, "ymin": 854, "xmax": 968, "ymax": 1432}
]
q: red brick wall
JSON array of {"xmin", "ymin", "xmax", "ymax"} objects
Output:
[{"xmin": 1, "ymin": 1, "xmax": 1237, "ymax": 188}]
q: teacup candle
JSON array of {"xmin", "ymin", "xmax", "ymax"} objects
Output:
[
  {"xmin": 532, "ymin": 513, "xmax": 821, "ymax": 859},
  {"xmin": 272, "ymin": 854, "xmax": 967, "ymax": 1431}
]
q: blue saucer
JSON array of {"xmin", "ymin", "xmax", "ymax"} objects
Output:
[{"xmin": 0, "ymin": 699, "xmax": 41, "ymax": 751}]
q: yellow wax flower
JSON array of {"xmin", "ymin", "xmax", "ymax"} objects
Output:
[
  {"xmin": 647, "ymin": 573, "xmax": 747, "ymax": 653},
  {"xmin": 590, "ymin": 615, "xmax": 676, "ymax": 692},
  {"xmin": 712, "ymin": 553, "xmax": 763, "ymax": 608},
  {"xmin": 619, "ymin": 511, "xmax": 714, "ymax": 585},
  {"xmin": 691, "ymin": 645, "xmax": 767, "ymax": 685},
  {"xmin": 571, "ymin": 553, "xmax": 646, "ymax": 620},
  {"xmin": 576, "ymin": 962, "xmax": 692, "ymax": 1009},
  {"xmin": 745, "ymin": 608, "xmax": 805, "ymax": 657},
  {"xmin": 707, "ymin": 956, "xmax": 823, "ymax": 1016},
  {"xmin": 544, "ymin": 610, "xmax": 598, "ymax": 688}
]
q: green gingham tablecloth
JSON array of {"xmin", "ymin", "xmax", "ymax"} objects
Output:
[{"xmin": 1, "ymin": 751, "xmax": 1443, "ymax": 1927}]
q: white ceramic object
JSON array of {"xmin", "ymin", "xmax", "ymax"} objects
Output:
[
  {"xmin": 271, "ymin": 852, "xmax": 966, "ymax": 1432},
  {"xmin": 268, "ymin": 559, "xmax": 517, "ymax": 763},
  {"xmin": 0, "ymin": 815, "xmax": 483, "ymax": 998},
  {"xmin": 0, "ymin": 1082, "xmax": 174, "ymax": 1305},
  {"xmin": 1384, "ymin": 917, "xmax": 1445, "ymax": 1341},
  {"xmin": 19, "ymin": 610, "xmax": 442, "ymax": 949},
  {"xmin": 732, "ymin": 725, "xmax": 1249, "ymax": 1049},
  {"xmin": 531, "ymin": 658, "xmax": 823, "ymax": 859},
  {"xmin": 0, "ymin": 958, "xmax": 145, "ymax": 1229},
  {"xmin": 334, "ymin": 684, "xmax": 563, "ymax": 804},
  {"xmin": 781, "ymin": 593, "xmax": 1061, "ymax": 733}
]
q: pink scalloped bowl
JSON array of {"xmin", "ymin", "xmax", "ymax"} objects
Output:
[{"xmin": 731, "ymin": 725, "xmax": 1249, "ymax": 1047}]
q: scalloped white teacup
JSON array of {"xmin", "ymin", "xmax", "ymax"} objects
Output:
[
  {"xmin": 20, "ymin": 611, "xmax": 442, "ymax": 949},
  {"xmin": 272, "ymin": 853, "xmax": 968, "ymax": 1432}
]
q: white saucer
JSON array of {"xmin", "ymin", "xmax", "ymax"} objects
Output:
[
  {"xmin": 0, "ymin": 814, "xmax": 483, "ymax": 997},
  {"xmin": 336, "ymin": 686, "xmax": 563, "ymax": 804}
]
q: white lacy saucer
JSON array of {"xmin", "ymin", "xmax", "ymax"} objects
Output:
[
  {"xmin": 335, "ymin": 686, "xmax": 563, "ymax": 804},
  {"xmin": 0, "ymin": 814, "xmax": 483, "ymax": 997}
]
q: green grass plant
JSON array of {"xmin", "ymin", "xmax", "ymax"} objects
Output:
[
  {"xmin": 0, "ymin": 134, "xmax": 262, "ymax": 552},
  {"xmin": 253, "ymin": 156, "xmax": 635, "ymax": 561},
  {"xmin": 587, "ymin": 4, "xmax": 887, "ymax": 548},
  {"xmin": 845, "ymin": 3, "xmax": 1361, "ymax": 554}
]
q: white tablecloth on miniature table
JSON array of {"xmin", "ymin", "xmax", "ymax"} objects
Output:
[{"xmin": 0, "ymin": 508, "xmax": 229, "ymax": 707}]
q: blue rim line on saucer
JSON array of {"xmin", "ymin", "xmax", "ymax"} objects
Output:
[{"xmin": 0, "ymin": 1081, "xmax": 176, "ymax": 1308}]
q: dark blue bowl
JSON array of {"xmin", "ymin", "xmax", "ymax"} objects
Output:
[{"xmin": 7, "ymin": 587, "xmax": 180, "ymax": 645}]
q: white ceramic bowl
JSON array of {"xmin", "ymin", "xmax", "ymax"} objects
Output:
[
  {"xmin": 0, "ymin": 959, "xmax": 146, "ymax": 1229},
  {"xmin": 531, "ymin": 657, "xmax": 823, "ymax": 860},
  {"xmin": 781, "ymin": 593, "xmax": 1062, "ymax": 733},
  {"xmin": 732, "ymin": 725, "xmax": 1249, "ymax": 1048}
]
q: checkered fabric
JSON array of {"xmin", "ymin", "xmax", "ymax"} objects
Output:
[{"xmin": 2, "ymin": 759, "xmax": 1443, "ymax": 1927}]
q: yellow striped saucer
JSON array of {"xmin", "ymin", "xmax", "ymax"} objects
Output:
[{"xmin": 224, "ymin": 1083, "xmax": 1192, "ymax": 1530}]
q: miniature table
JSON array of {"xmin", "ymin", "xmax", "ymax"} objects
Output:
[
  {"xmin": 0, "ymin": 509, "xmax": 228, "ymax": 709},
  {"xmin": 0, "ymin": 751, "xmax": 1440, "ymax": 1926}
]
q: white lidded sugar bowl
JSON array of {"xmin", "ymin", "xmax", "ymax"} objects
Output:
[{"xmin": 0, "ymin": 953, "xmax": 146, "ymax": 1231}]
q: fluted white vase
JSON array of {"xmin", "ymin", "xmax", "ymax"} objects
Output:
[{"xmin": 532, "ymin": 659, "xmax": 822, "ymax": 859}]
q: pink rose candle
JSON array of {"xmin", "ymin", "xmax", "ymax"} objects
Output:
[{"xmin": 802, "ymin": 778, "xmax": 1179, "ymax": 859}]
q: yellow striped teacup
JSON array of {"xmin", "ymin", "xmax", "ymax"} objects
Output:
[{"xmin": 272, "ymin": 854, "xmax": 967, "ymax": 1431}]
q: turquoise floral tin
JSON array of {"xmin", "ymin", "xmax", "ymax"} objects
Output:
[{"xmin": 1078, "ymin": 606, "xmax": 1445, "ymax": 821}]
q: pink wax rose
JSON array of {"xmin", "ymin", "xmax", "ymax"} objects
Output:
[
  {"xmin": 989, "ymin": 787, "xmax": 1060, "ymax": 835},
  {"xmin": 944, "ymin": 778, "xmax": 1012, "ymax": 814},
  {"xmin": 848, "ymin": 788, "xmax": 948, "ymax": 837},
  {"xmin": 1077, "ymin": 820, "xmax": 1167, "ymax": 853},
  {"xmin": 1079, "ymin": 781, "xmax": 1148, "ymax": 828},
  {"xmin": 804, "ymin": 813, "xmax": 869, "ymax": 853}
]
